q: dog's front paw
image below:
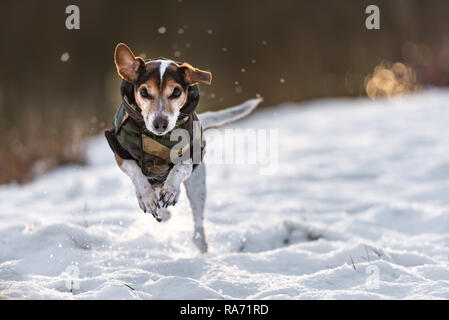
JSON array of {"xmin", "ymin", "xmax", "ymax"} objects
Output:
[
  {"xmin": 136, "ymin": 184, "xmax": 160, "ymax": 219},
  {"xmin": 159, "ymin": 183, "xmax": 181, "ymax": 208}
]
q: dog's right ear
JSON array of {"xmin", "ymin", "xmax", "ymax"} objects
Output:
[{"xmin": 114, "ymin": 43, "xmax": 145, "ymax": 83}]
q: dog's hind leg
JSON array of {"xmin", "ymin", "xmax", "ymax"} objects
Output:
[{"xmin": 183, "ymin": 162, "xmax": 208, "ymax": 253}]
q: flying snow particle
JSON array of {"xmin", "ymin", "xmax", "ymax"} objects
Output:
[
  {"xmin": 158, "ymin": 26, "xmax": 167, "ymax": 34},
  {"xmin": 251, "ymin": 59, "xmax": 256, "ymax": 64},
  {"xmin": 177, "ymin": 28, "xmax": 184, "ymax": 35},
  {"xmin": 185, "ymin": 43, "xmax": 191, "ymax": 48},
  {"xmin": 138, "ymin": 53, "xmax": 147, "ymax": 59},
  {"xmin": 174, "ymin": 51, "xmax": 181, "ymax": 58},
  {"xmin": 280, "ymin": 78, "xmax": 285, "ymax": 84},
  {"xmin": 262, "ymin": 40, "xmax": 268, "ymax": 45},
  {"xmin": 207, "ymin": 29, "xmax": 213, "ymax": 35},
  {"xmin": 60, "ymin": 52, "xmax": 70, "ymax": 62},
  {"xmin": 222, "ymin": 47, "xmax": 228, "ymax": 52},
  {"xmin": 241, "ymin": 68, "xmax": 246, "ymax": 73}
]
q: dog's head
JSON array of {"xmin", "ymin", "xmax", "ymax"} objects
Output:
[{"xmin": 114, "ymin": 43, "xmax": 212, "ymax": 135}]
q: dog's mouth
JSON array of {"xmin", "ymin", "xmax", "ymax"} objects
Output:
[{"xmin": 151, "ymin": 128, "xmax": 170, "ymax": 136}]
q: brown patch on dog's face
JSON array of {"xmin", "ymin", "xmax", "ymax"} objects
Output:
[
  {"xmin": 161, "ymin": 78, "xmax": 188, "ymax": 114},
  {"xmin": 135, "ymin": 78, "xmax": 160, "ymax": 118}
]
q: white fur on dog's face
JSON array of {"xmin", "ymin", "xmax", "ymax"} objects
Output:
[{"xmin": 114, "ymin": 43, "xmax": 212, "ymax": 135}]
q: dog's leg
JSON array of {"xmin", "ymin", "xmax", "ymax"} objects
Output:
[
  {"xmin": 183, "ymin": 162, "xmax": 208, "ymax": 253},
  {"xmin": 159, "ymin": 161, "xmax": 193, "ymax": 208},
  {"xmin": 115, "ymin": 155, "xmax": 160, "ymax": 218}
]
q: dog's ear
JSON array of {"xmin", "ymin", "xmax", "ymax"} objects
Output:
[
  {"xmin": 114, "ymin": 43, "xmax": 145, "ymax": 82},
  {"xmin": 179, "ymin": 63, "xmax": 212, "ymax": 85}
]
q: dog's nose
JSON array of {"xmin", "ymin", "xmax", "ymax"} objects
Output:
[{"xmin": 153, "ymin": 117, "xmax": 169, "ymax": 132}]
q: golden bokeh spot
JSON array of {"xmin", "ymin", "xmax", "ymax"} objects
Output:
[{"xmin": 365, "ymin": 61, "xmax": 419, "ymax": 99}]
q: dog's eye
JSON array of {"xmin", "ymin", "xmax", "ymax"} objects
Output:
[
  {"xmin": 140, "ymin": 87, "xmax": 152, "ymax": 99},
  {"xmin": 170, "ymin": 87, "xmax": 182, "ymax": 99}
]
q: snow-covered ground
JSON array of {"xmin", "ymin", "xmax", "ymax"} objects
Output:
[{"xmin": 2, "ymin": 89, "xmax": 449, "ymax": 299}]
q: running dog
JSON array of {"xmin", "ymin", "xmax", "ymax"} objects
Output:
[{"xmin": 105, "ymin": 43, "xmax": 261, "ymax": 253}]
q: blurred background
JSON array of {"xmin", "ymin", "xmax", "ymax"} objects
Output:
[{"xmin": 1, "ymin": 0, "xmax": 449, "ymax": 184}]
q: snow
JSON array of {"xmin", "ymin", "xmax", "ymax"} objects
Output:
[{"xmin": 2, "ymin": 89, "xmax": 449, "ymax": 299}]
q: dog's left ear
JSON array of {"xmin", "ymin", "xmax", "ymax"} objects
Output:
[
  {"xmin": 179, "ymin": 63, "xmax": 212, "ymax": 85},
  {"xmin": 114, "ymin": 43, "xmax": 145, "ymax": 83}
]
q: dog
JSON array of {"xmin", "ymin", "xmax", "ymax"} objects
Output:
[{"xmin": 105, "ymin": 43, "xmax": 261, "ymax": 253}]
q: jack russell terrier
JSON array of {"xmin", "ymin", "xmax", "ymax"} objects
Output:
[{"xmin": 105, "ymin": 43, "xmax": 261, "ymax": 253}]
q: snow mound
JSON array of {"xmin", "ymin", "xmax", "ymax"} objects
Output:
[{"xmin": 2, "ymin": 89, "xmax": 449, "ymax": 299}]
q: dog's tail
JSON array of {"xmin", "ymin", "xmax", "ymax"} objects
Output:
[{"xmin": 198, "ymin": 98, "xmax": 262, "ymax": 130}]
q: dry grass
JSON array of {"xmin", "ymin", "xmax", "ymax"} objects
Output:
[{"xmin": 0, "ymin": 112, "xmax": 99, "ymax": 185}]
